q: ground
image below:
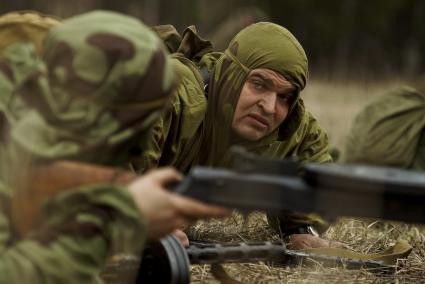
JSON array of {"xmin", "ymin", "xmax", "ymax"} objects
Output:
[{"xmin": 189, "ymin": 79, "xmax": 425, "ymax": 283}]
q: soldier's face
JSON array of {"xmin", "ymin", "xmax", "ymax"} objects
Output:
[{"xmin": 231, "ymin": 68, "xmax": 296, "ymax": 141}]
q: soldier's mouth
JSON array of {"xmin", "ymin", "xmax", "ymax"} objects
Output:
[{"xmin": 246, "ymin": 114, "xmax": 269, "ymax": 130}]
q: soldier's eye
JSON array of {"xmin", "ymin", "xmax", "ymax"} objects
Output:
[
  {"xmin": 251, "ymin": 79, "xmax": 265, "ymax": 91},
  {"xmin": 278, "ymin": 93, "xmax": 294, "ymax": 104}
]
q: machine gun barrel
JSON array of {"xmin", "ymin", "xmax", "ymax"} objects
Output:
[{"xmin": 173, "ymin": 164, "xmax": 425, "ymax": 224}]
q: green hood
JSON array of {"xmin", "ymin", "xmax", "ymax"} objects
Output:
[
  {"xmin": 344, "ymin": 86, "xmax": 425, "ymax": 170},
  {"xmin": 143, "ymin": 22, "xmax": 330, "ymax": 172},
  {"xmin": 6, "ymin": 11, "xmax": 174, "ymax": 165},
  {"xmin": 197, "ymin": 22, "xmax": 321, "ymax": 167}
]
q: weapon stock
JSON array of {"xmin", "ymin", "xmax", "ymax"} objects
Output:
[{"xmin": 11, "ymin": 160, "xmax": 137, "ymax": 237}]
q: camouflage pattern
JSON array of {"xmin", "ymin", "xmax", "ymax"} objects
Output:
[
  {"xmin": 0, "ymin": 43, "xmax": 41, "ymax": 128},
  {"xmin": 0, "ymin": 11, "xmax": 59, "ymax": 127},
  {"xmin": 0, "ymin": 11, "xmax": 174, "ymax": 283},
  {"xmin": 344, "ymin": 86, "xmax": 425, "ymax": 170},
  {"xmin": 10, "ymin": 10, "xmax": 174, "ymax": 165}
]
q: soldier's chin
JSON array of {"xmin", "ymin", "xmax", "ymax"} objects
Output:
[{"xmin": 236, "ymin": 128, "xmax": 264, "ymax": 141}]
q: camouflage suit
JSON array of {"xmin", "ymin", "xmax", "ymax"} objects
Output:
[
  {"xmin": 137, "ymin": 23, "xmax": 332, "ymax": 233},
  {"xmin": 0, "ymin": 11, "xmax": 174, "ymax": 283},
  {"xmin": 344, "ymin": 86, "xmax": 425, "ymax": 170}
]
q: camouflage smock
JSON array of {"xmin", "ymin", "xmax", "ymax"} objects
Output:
[
  {"xmin": 0, "ymin": 10, "xmax": 174, "ymax": 283},
  {"xmin": 0, "ymin": 11, "xmax": 59, "ymax": 125},
  {"xmin": 137, "ymin": 22, "xmax": 331, "ymax": 172},
  {"xmin": 344, "ymin": 86, "xmax": 425, "ymax": 170}
]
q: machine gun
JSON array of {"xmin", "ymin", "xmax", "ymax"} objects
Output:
[
  {"xmin": 136, "ymin": 148, "xmax": 424, "ymax": 283},
  {"xmin": 171, "ymin": 148, "xmax": 425, "ymax": 224}
]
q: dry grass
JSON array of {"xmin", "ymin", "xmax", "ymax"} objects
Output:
[
  {"xmin": 189, "ymin": 79, "xmax": 425, "ymax": 283},
  {"xmin": 190, "ymin": 213, "xmax": 425, "ymax": 283}
]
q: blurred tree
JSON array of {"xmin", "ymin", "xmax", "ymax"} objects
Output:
[
  {"xmin": 263, "ymin": 0, "xmax": 425, "ymax": 78},
  {"xmin": 0, "ymin": 0, "xmax": 424, "ymax": 78},
  {"xmin": 158, "ymin": 0, "xmax": 199, "ymax": 31}
]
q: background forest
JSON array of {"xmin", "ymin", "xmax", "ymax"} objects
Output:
[{"xmin": 2, "ymin": 0, "xmax": 425, "ymax": 80}]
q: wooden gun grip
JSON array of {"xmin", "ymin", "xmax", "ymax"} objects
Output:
[{"xmin": 11, "ymin": 160, "xmax": 137, "ymax": 237}]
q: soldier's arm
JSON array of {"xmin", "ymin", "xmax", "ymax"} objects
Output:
[
  {"xmin": 134, "ymin": 102, "xmax": 177, "ymax": 173},
  {"xmin": 132, "ymin": 58, "xmax": 206, "ymax": 173},
  {"xmin": 0, "ymin": 185, "xmax": 147, "ymax": 284}
]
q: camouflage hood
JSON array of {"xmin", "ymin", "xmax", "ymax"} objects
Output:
[
  {"xmin": 8, "ymin": 11, "xmax": 174, "ymax": 165},
  {"xmin": 344, "ymin": 86, "xmax": 425, "ymax": 170},
  {"xmin": 150, "ymin": 22, "xmax": 329, "ymax": 171},
  {"xmin": 197, "ymin": 22, "xmax": 311, "ymax": 166},
  {"xmin": 0, "ymin": 11, "xmax": 59, "ymax": 128}
]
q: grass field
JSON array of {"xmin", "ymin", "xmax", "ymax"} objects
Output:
[
  {"xmin": 303, "ymin": 79, "xmax": 403, "ymax": 149},
  {"xmin": 190, "ymin": 79, "xmax": 425, "ymax": 283}
]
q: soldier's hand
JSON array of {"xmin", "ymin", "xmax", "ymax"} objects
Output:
[
  {"xmin": 287, "ymin": 234, "xmax": 347, "ymax": 250},
  {"xmin": 172, "ymin": 229, "xmax": 189, "ymax": 247},
  {"xmin": 128, "ymin": 167, "xmax": 230, "ymax": 240}
]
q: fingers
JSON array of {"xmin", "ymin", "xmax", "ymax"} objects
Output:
[
  {"xmin": 172, "ymin": 229, "xmax": 189, "ymax": 247},
  {"xmin": 147, "ymin": 167, "xmax": 182, "ymax": 185},
  {"xmin": 128, "ymin": 166, "xmax": 229, "ymax": 240},
  {"xmin": 170, "ymin": 194, "xmax": 230, "ymax": 220},
  {"xmin": 287, "ymin": 234, "xmax": 346, "ymax": 250}
]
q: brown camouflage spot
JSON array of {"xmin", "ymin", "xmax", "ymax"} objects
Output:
[
  {"xmin": 0, "ymin": 60, "xmax": 14, "ymax": 83},
  {"xmin": 87, "ymin": 33, "xmax": 135, "ymax": 64},
  {"xmin": 0, "ymin": 111, "xmax": 9, "ymax": 144},
  {"xmin": 109, "ymin": 49, "xmax": 169, "ymax": 127},
  {"xmin": 121, "ymin": 49, "xmax": 168, "ymax": 103},
  {"xmin": 45, "ymin": 41, "xmax": 99, "ymax": 96},
  {"xmin": 35, "ymin": 205, "xmax": 112, "ymax": 246},
  {"xmin": 19, "ymin": 70, "xmax": 79, "ymax": 125},
  {"xmin": 18, "ymin": 71, "xmax": 46, "ymax": 110}
]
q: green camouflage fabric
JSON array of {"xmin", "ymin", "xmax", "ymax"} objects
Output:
[
  {"xmin": 0, "ymin": 182, "xmax": 145, "ymax": 283},
  {"xmin": 138, "ymin": 23, "xmax": 331, "ymax": 233},
  {"xmin": 0, "ymin": 11, "xmax": 59, "ymax": 127},
  {"xmin": 10, "ymin": 10, "xmax": 174, "ymax": 165},
  {"xmin": 344, "ymin": 86, "xmax": 425, "ymax": 170},
  {"xmin": 197, "ymin": 22, "xmax": 331, "ymax": 168},
  {"xmin": 139, "ymin": 22, "xmax": 331, "ymax": 172},
  {"xmin": 0, "ymin": 10, "xmax": 174, "ymax": 283},
  {"xmin": 0, "ymin": 43, "xmax": 41, "ymax": 128}
]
